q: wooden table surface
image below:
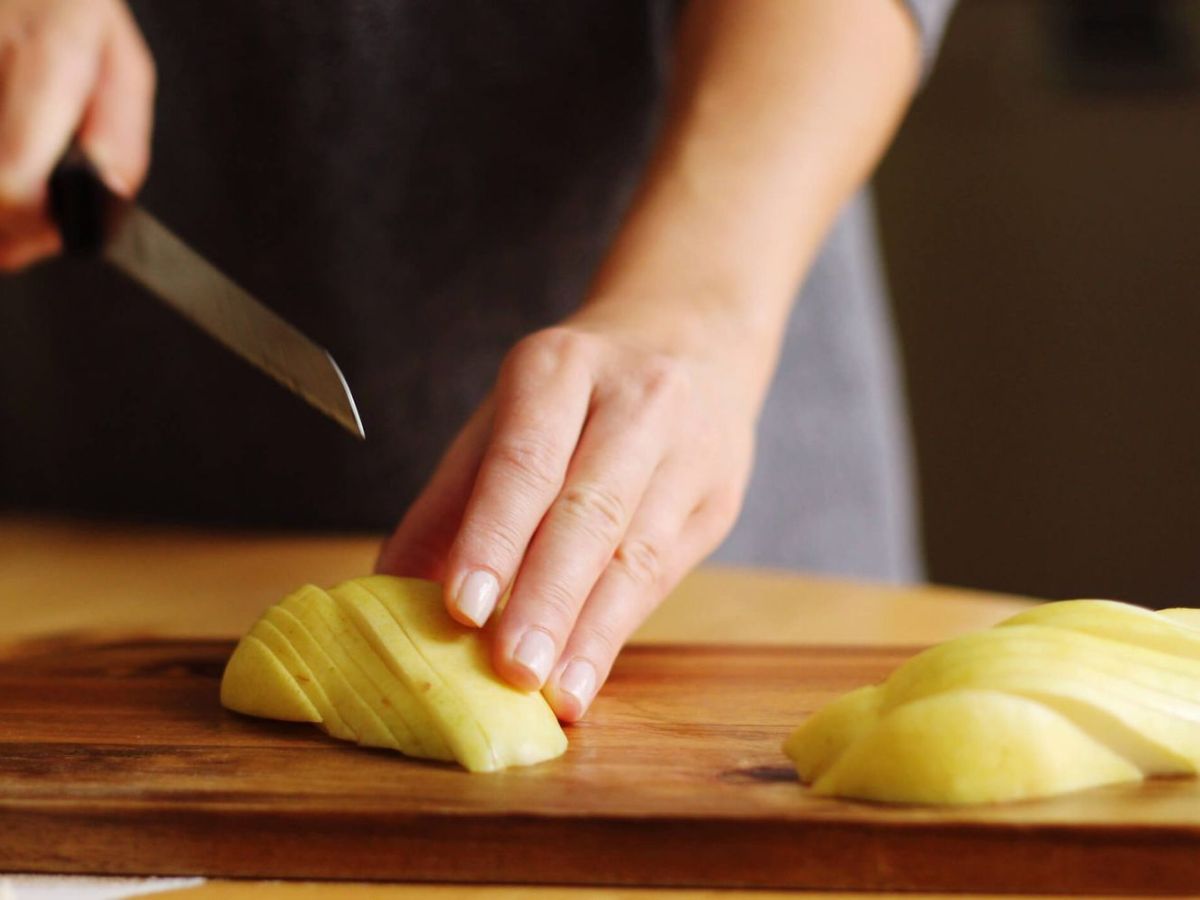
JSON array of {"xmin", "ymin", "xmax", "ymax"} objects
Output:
[{"xmin": 0, "ymin": 516, "xmax": 1056, "ymax": 898}]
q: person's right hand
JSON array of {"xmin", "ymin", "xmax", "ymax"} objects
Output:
[{"xmin": 0, "ymin": 0, "xmax": 155, "ymax": 271}]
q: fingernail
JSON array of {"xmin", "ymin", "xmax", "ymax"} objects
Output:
[
  {"xmin": 455, "ymin": 570, "xmax": 500, "ymax": 627},
  {"xmin": 558, "ymin": 658, "xmax": 597, "ymax": 713},
  {"xmin": 512, "ymin": 629, "xmax": 556, "ymax": 686}
]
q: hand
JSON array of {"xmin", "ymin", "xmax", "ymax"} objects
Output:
[
  {"xmin": 377, "ymin": 308, "xmax": 760, "ymax": 722},
  {"xmin": 0, "ymin": 0, "xmax": 155, "ymax": 271}
]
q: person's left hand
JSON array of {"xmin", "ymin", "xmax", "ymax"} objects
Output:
[{"xmin": 376, "ymin": 304, "xmax": 763, "ymax": 722}]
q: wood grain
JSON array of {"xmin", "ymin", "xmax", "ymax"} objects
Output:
[
  {"xmin": 152, "ymin": 884, "xmax": 1128, "ymax": 900},
  {"xmin": 2, "ymin": 637, "xmax": 1198, "ymax": 894}
]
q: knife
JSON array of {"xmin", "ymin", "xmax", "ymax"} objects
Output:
[{"xmin": 47, "ymin": 147, "xmax": 365, "ymax": 440}]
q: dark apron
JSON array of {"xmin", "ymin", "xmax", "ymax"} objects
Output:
[{"xmin": 0, "ymin": 2, "xmax": 919, "ymax": 580}]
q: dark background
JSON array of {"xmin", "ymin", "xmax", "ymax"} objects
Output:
[{"xmin": 875, "ymin": 0, "xmax": 1200, "ymax": 604}]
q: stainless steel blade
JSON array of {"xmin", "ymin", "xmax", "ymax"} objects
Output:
[{"xmin": 103, "ymin": 203, "xmax": 364, "ymax": 439}]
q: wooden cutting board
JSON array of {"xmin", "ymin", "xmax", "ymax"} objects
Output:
[{"xmin": 1, "ymin": 637, "xmax": 1198, "ymax": 895}]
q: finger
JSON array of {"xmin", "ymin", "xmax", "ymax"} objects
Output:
[
  {"xmin": 542, "ymin": 467, "xmax": 702, "ymax": 721},
  {"xmin": 375, "ymin": 399, "xmax": 492, "ymax": 581},
  {"xmin": 490, "ymin": 391, "xmax": 667, "ymax": 690},
  {"xmin": 0, "ymin": 3, "xmax": 104, "ymax": 204},
  {"xmin": 0, "ymin": 196, "xmax": 61, "ymax": 265},
  {"xmin": 0, "ymin": 225, "xmax": 61, "ymax": 271},
  {"xmin": 442, "ymin": 330, "xmax": 592, "ymax": 629},
  {"xmin": 77, "ymin": 1, "xmax": 156, "ymax": 195}
]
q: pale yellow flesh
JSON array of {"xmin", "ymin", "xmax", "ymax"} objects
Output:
[
  {"xmin": 220, "ymin": 634, "xmax": 320, "ymax": 723},
  {"xmin": 783, "ymin": 685, "xmax": 880, "ymax": 784},
  {"xmin": 358, "ymin": 575, "xmax": 568, "ymax": 771},
  {"xmin": 1159, "ymin": 607, "xmax": 1200, "ymax": 631},
  {"xmin": 248, "ymin": 617, "xmax": 354, "ymax": 740},
  {"xmin": 287, "ymin": 586, "xmax": 453, "ymax": 760},
  {"xmin": 220, "ymin": 576, "xmax": 567, "ymax": 772},
  {"xmin": 265, "ymin": 604, "xmax": 399, "ymax": 750},
  {"xmin": 280, "ymin": 586, "xmax": 426, "ymax": 755},
  {"xmin": 786, "ymin": 599, "xmax": 1200, "ymax": 805},
  {"xmin": 813, "ymin": 689, "xmax": 1141, "ymax": 805},
  {"xmin": 1001, "ymin": 599, "xmax": 1200, "ymax": 660},
  {"xmin": 883, "ymin": 626, "xmax": 1200, "ymax": 709},
  {"xmin": 329, "ymin": 580, "xmax": 497, "ymax": 771}
]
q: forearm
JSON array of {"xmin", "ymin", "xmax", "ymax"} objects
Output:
[{"xmin": 582, "ymin": 0, "xmax": 921, "ymax": 399}]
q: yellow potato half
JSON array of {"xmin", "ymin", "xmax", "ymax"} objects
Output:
[{"xmin": 221, "ymin": 576, "xmax": 567, "ymax": 771}]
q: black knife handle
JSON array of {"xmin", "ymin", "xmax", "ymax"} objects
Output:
[{"xmin": 48, "ymin": 145, "xmax": 114, "ymax": 256}]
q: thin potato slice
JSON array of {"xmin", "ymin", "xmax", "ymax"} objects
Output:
[
  {"xmin": 786, "ymin": 600, "xmax": 1200, "ymax": 805},
  {"xmin": 360, "ymin": 576, "xmax": 568, "ymax": 771},
  {"xmin": 329, "ymin": 580, "xmax": 497, "ymax": 771},
  {"xmin": 220, "ymin": 634, "xmax": 320, "ymax": 723},
  {"xmin": 249, "ymin": 618, "xmax": 354, "ymax": 740},
  {"xmin": 264, "ymin": 605, "xmax": 398, "ymax": 751},
  {"xmin": 280, "ymin": 585, "xmax": 428, "ymax": 756},
  {"xmin": 814, "ymin": 689, "xmax": 1140, "ymax": 806}
]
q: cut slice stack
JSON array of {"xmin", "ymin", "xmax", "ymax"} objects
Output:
[
  {"xmin": 220, "ymin": 575, "xmax": 567, "ymax": 772},
  {"xmin": 785, "ymin": 599, "xmax": 1200, "ymax": 805}
]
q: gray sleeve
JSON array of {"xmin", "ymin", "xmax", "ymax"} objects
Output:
[{"xmin": 901, "ymin": 0, "xmax": 958, "ymax": 80}]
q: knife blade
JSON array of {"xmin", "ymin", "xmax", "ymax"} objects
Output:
[{"xmin": 48, "ymin": 149, "xmax": 365, "ymax": 440}]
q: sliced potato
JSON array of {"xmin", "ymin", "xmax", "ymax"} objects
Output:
[
  {"xmin": 813, "ymin": 689, "xmax": 1141, "ymax": 805},
  {"xmin": 1001, "ymin": 599, "xmax": 1200, "ymax": 661},
  {"xmin": 786, "ymin": 599, "xmax": 1200, "ymax": 805},
  {"xmin": 221, "ymin": 576, "xmax": 567, "ymax": 772}
]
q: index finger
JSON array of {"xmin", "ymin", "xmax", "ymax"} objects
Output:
[{"xmin": 441, "ymin": 330, "xmax": 592, "ymax": 629}]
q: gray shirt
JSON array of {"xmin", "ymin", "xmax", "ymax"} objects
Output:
[{"xmin": 0, "ymin": 1, "xmax": 954, "ymax": 582}]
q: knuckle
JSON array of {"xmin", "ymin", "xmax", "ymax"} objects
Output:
[
  {"xmin": 613, "ymin": 536, "xmax": 663, "ymax": 588},
  {"xmin": 16, "ymin": 10, "xmax": 73, "ymax": 57},
  {"xmin": 579, "ymin": 616, "xmax": 625, "ymax": 662},
  {"xmin": 527, "ymin": 579, "xmax": 581, "ymax": 631},
  {"xmin": 640, "ymin": 354, "xmax": 689, "ymax": 403},
  {"xmin": 506, "ymin": 327, "xmax": 587, "ymax": 381},
  {"xmin": 467, "ymin": 514, "xmax": 526, "ymax": 567},
  {"xmin": 489, "ymin": 432, "xmax": 562, "ymax": 493},
  {"xmin": 556, "ymin": 481, "xmax": 627, "ymax": 545},
  {"xmin": 529, "ymin": 325, "xmax": 586, "ymax": 359},
  {"xmin": 613, "ymin": 354, "xmax": 690, "ymax": 420},
  {"xmin": 1, "ymin": 10, "xmax": 41, "ymax": 50}
]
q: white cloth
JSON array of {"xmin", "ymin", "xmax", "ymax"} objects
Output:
[{"xmin": 0, "ymin": 875, "xmax": 203, "ymax": 900}]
